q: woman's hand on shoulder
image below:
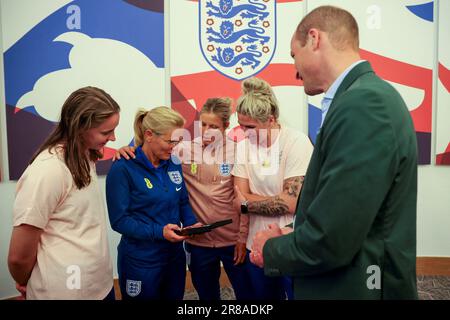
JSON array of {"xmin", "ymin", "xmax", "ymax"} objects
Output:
[{"xmin": 112, "ymin": 145, "xmax": 136, "ymax": 161}]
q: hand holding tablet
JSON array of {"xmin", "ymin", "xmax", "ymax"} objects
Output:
[{"xmin": 175, "ymin": 219, "xmax": 233, "ymax": 236}]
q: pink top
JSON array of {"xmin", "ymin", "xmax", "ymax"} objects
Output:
[
  {"xmin": 13, "ymin": 146, "xmax": 113, "ymax": 299},
  {"xmin": 175, "ymin": 139, "xmax": 248, "ymax": 247}
]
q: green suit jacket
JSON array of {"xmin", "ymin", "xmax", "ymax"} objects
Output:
[{"xmin": 264, "ymin": 61, "xmax": 418, "ymax": 299}]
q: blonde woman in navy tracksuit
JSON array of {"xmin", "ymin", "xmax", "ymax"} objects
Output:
[{"xmin": 106, "ymin": 107, "xmax": 198, "ymax": 300}]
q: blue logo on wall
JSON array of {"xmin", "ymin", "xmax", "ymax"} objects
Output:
[{"xmin": 199, "ymin": 0, "xmax": 277, "ymax": 80}]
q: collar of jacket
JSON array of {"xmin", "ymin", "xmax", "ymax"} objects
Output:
[
  {"xmin": 332, "ymin": 61, "xmax": 373, "ymax": 103},
  {"xmin": 134, "ymin": 146, "xmax": 169, "ymax": 171},
  {"xmin": 320, "ymin": 61, "xmax": 374, "ymax": 129}
]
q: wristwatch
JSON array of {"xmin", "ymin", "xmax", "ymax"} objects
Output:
[{"xmin": 241, "ymin": 200, "xmax": 249, "ymax": 214}]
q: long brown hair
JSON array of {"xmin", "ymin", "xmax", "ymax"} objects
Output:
[{"xmin": 30, "ymin": 86, "xmax": 120, "ymax": 189}]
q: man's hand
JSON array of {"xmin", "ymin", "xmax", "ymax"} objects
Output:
[
  {"xmin": 233, "ymin": 242, "xmax": 247, "ymax": 265},
  {"xmin": 250, "ymin": 223, "xmax": 283, "ymax": 268},
  {"xmin": 113, "ymin": 146, "xmax": 136, "ymax": 161},
  {"xmin": 250, "ymin": 250, "xmax": 264, "ymax": 268}
]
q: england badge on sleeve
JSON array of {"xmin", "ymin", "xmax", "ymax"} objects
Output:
[{"xmin": 199, "ymin": 0, "xmax": 276, "ymax": 80}]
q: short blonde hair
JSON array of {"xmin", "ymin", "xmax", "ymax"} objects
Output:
[
  {"xmin": 236, "ymin": 77, "xmax": 279, "ymax": 123},
  {"xmin": 134, "ymin": 106, "xmax": 185, "ymax": 146}
]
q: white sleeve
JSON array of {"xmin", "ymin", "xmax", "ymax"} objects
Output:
[
  {"xmin": 13, "ymin": 157, "xmax": 72, "ymax": 229},
  {"xmin": 284, "ymin": 133, "xmax": 314, "ymax": 179},
  {"xmin": 231, "ymin": 163, "xmax": 248, "ymax": 178}
]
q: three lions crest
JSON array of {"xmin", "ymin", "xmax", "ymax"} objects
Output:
[{"xmin": 199, "ymin": 0, "xmax": 276, "ymax": 80}]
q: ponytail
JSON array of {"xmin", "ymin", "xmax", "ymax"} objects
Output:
[{"xmin": 133, "ymin": 109, "xmax": 148, "ymax": 146}]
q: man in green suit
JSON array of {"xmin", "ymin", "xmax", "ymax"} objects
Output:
[{"xmin": 250, "ymin": 5, "xmax": 418, "ymax": 299}]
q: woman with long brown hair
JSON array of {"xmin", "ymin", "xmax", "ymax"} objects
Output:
[{"xmin": 8, "ymin": 86, "xmax": 120, "ymax": 300}]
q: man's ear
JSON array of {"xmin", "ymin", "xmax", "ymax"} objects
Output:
[{"xmin": 308, "ymin": 28, "xmax": 321, "ymax": 50}]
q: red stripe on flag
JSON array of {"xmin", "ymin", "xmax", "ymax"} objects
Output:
[
  {"xmin": 360, "ymin": 49, "xmax": 432, "ymax": 133},
  {"xmin": 171, "ymin": 63, "xmax": 301, "ymax": 115},
  {"xmin": 439, "ymin": 63, "xmax": 450, "ymax": 92}
]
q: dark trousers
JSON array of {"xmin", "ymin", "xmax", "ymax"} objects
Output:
[
  {"xmin": 186, "ymin": 243, "xmax": 252, "ymax": 300},
  {"xmin": 246, "ymin": 251, "xmax": 294, "ymax": 300},
  {"xmin": 118, "ymin": 247, "xmax": 186, "ymax": 300}
]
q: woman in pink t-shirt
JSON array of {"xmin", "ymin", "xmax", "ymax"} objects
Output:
[{"xmin": 8, "ymin": 87, "xmax": 119, "ymax": 300}]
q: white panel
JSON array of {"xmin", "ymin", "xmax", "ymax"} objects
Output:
[
  {"xmin": 307, "ymin": 0, "xmax": 434, "ymax": 68},
  {"xmin": 0, "ymin": 0, "xmax": 73, "ymax": 51},
  {"xmin": 170, "ymin": 0, "xmax": 210, "ymax": 77}
]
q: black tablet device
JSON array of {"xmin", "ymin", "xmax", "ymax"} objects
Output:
[{"xmin": 175, "ymin": 219, "xmax": 233, "ymax": 236}]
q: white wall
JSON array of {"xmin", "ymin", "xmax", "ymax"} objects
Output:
[{"xmin": 417, "ymin": 167, "xmax": 450, "ymax": 256}]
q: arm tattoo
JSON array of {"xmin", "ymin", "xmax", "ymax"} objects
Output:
[
  {"xmin": 248, "ymin": 196, "xmax": 290, "ymax": 217},
  {"xmin": 247, "ymin": 176, "xmax": 304, "ymax": 217},
  {"xmin": 283, "ymin": 176, "xmax": 304, "ymax": 198}
]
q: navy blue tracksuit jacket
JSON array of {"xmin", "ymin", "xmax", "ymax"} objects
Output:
[{"xmin": 106, "ymin": 146, "xmax": 197, "ymax": 299}]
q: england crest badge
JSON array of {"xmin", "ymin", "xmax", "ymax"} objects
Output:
[
  {"xmin": 199, "ymin": 0, "xmax": 276, "ymax": 80},
  {"xmin": 126, "ymin": 280, "xmax": 141, "ymax": 297},
  {"xmin": 168, "ymin": 171, "xmax": 183, "ymax": 184},
  {"xmin": 218, "ymin": 163, "xmax": 232, "ymax": 176}
]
